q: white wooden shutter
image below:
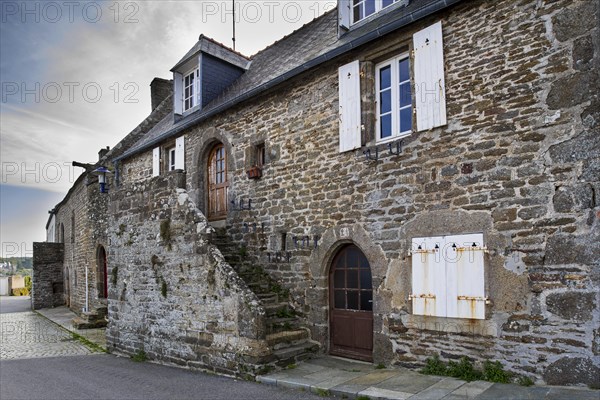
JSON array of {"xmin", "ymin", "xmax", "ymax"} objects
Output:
[
  {"xmin": 413, "ymin": 21, "xmax": 447, "ymax": 131},
  {"xmin": 152, "ymin": 147, "xmax": 160, "ymax": 177},
  {"xmin": 175, "ymin": 136, "xmax": 185, "ymax": 170},
  {"xmin": 338, "ymin": 0, "xmax": 351, "ymax": 30},
  {"xmin": 173, "ymin": 72, "xmax": 183, "ymax": 115},
  {"xmin": 338, "ymin": 60, "xmax": 362, "ymax": 153},
  {"xmin": 411, "ymin": 236, "xmax": 446, "ymax": 317},
  {"xmin": 445, "ymin": 233, "xmax": 485, "ymax": 319}
]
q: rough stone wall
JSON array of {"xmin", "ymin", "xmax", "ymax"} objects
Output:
[
  {"xmin": 32, "ymin": 242, "xmax": 64, "ymax": 309},
  {"xmin": 106, "ymin": 171, "xmax": 269, "ymax": 377},
  {"xmin": 119, "ymin": 0, "xmax": 599, "ymax": 386}
]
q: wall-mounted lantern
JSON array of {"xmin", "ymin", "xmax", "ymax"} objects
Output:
[{"xmin": 92, "ymin": 166, "xmax": 112, "ymax": 193}]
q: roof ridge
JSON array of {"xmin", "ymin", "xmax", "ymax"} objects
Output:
[{"xmin": 198, "ymin": 34, "xmax": 251, "ymax": 60}]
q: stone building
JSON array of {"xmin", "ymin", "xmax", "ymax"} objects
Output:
[
  {"xmin": 39, "ymin": 0, "xmax": 599, "ymax": 387},
  {"xmin": 32, "ymin": 79, "xmax": 173, "ymax": 322}
]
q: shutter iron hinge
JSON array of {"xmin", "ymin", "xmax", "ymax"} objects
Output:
[
  {"xmin": 409, "ymin": 294, "xmax": 436, "ymax": 299},
  {"xmin": 457, "ymin": 296, "xmax": 489, "ymax": 303}
]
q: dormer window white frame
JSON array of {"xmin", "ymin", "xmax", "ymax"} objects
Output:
[
  {"xmin": 352, "ymin": 0, "xmax": 400, "ymax": 25},
  {"xmin": 183, "ymin": 68, "xmax": 199, "ymax": 112}
]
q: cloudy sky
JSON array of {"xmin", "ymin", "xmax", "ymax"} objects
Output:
[{"xmin": 0, "ymin": 0, "xmax": 335, "ymax": 257}]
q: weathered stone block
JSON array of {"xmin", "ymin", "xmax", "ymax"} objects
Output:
[
  {"xmin": 546, "ymin": 291, "xmax": 596, "ymax": 321},
  {"xmin": 543, "ymin": 357, "xmax": 600, "ymax": 388}
]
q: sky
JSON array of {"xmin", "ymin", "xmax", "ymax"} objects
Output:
[{"xmin": 0, "ymin": 0, "xmax": 336, "ymax": 257}]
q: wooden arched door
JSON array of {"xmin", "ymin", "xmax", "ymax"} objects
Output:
[
  {"xmin": 207, "ymin": 143, "xmax": 228, "ymax": 220},
  {"xmin": 329, "ymin": 244, "xmax": 373, "ymax": 361}
]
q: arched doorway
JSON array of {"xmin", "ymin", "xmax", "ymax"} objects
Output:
[
  {"xmin": 97, "ymin": 246, "xmax": 108, "ymax": 299},
  {"xmin": 207, "ymin": 143, "xmax": 228, "ymax": 220},
  {"xmin": 329, "ymin": 244, "xmax": 373, "ymax": 361}
]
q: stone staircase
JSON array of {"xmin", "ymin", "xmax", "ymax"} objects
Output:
[
  {"xmin": 72, "ymin": 305, "xmax": 108, "ymax": 329},
  {"xmin": 211, "ymin": 228, "xmax": 319, "ymax": 367}
]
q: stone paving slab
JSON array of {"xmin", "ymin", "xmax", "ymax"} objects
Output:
[
  {"xmin": 0, "ymin": 311, "xmax": 96, "ymax": 360},
  {"xmin": 358, "ymin": 387, "xmax": 414, "ymax": 400},
  {"xmin": 36, "ymin": 306, "xmax": 107, "ymax": 350}
]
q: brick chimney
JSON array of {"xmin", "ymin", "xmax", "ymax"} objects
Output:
[{"xmin": 150, "ymin": 78, "xmax": 173, "ymax": 111}]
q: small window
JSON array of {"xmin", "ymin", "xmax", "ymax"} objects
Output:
[
  {"xmin": 167, "ymin": 147, "xmax": 176, "ymax": 171},
  {"xmin": 256, "ymin": 143, "xmax": 266, "ymax": 167},
  {"xmin": 375, "ymin": 53, "xmax": 412, "ymax": 142},
  {"xmin": 352, "ymin": 0, "xmax": 400, "ymax": 24},
  {"xmin": 183, "ymin": 69, "xmax": 198, "ymax": 111}
]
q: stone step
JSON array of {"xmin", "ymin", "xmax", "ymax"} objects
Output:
[
  {"xmin": 267, "ymin": 317, "xmax": 300, "ymax": 334},
  {"xmin": 257, "ymin": 293, "xmax": 279, "ymax": 303},
  {"xmin": 263, "ymin": 302, "xmax": 292, "ymax": 317},
  {"xmin": 72, "ymin": 316, "xmax": 107, "ymax": 329},
  {"xmin": 266, "ymin": 329, "xmax": 309, "ymax": 347},
  {"xmin": 272, "ymin": 340, "xmax": 320, "ymax": 366}
]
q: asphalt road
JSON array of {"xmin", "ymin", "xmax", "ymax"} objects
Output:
[
  {"xmin": 1, "ymin": 354, "xmax": 324, "ymax": 400},
  {"xmin": 0, "ymin": 296, "xmax": 31, "ymax": 313}
]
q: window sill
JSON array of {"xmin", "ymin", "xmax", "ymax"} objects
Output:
[
  {"xmin": 401, "ymin": 314, "xmax": 498, "ymax": 337},
  {"xmin": 375, "ymin": 131, "xmax": 412, "ymax": 145}
]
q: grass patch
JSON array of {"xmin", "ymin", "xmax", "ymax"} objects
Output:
[
  {"xmin": 286, "ymin": 363, "xmax": 297, "ymax": 369},
  {"xmin": 71, "ymin": 332, "xmax": 107, "ymax": 353},
  {"xmin": 314, "ymin": 388, "xmax": 330, "ymax": 397},
  {"xmin": 517, "ymin": 376, "xmax": 534, "ymax": 386},
  {"xmin": 357, "ymin": 396, "xmax": 371, "ymax": 400},
  {"xmin": 131, "ymin": 350, "xmax": 147, "ymax": 362},
  {"xmin": 421, "ymin": 354, "xmax": 513, "ymax": 383},
  {"xmin": 375, "ymin": 363, "xmax": 386, "ymax": 369}
]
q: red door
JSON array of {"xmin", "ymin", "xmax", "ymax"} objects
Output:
[
  {"xmin": 207, "ymin": 144, "xmax": 228, "ymax": 220},
  {"xmin": 329, "ymin": 245, "xmax": 373, "ymax": 362}
]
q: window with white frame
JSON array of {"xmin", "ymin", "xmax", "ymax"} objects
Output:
[
  {"xmin": 183, "ymin": 69, "xmax": 198, "ymax": 111},
  {"xmin": 376, "ymin": 54, "xmax": 412, "ymax": 142},
  {"xmin": 410, "ymin": 233, "xmax": 487, "ymax": 320},
  {"xmin": 352, "ymin": 0, "xmax": 400, "ymax": 24},
  {"xmin": 167, "ymin": 147, "xmax": 176, "ymax": 171}
]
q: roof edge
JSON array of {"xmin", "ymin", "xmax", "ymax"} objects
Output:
[{"xmin": 116, "ymin": 0, "xmax": 462, "ymax": 163}]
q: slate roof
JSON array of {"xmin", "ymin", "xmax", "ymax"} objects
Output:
[{"xmin": 117, "ymin": 0, "xmax": 460, "ymax": 161}]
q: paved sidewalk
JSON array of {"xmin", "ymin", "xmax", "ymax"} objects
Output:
[
  {"xmin": 257, "ymin": 357, "xmax": 600, "ymax": 400},
  {"xmin": 36, "ymin": 305, "xmax": 107, "ymax": 350}
]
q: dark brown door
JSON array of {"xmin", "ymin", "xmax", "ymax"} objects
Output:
[
  {"xmin": 207, "ymin": 144, "xmax": 228, "ymax": 220},
  {"xmin": 330, "ymin": 244, "xmax": 373, "ymax": 362}
]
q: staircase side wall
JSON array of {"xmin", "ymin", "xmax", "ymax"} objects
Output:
[
  {"xmin": 32, "ymin": 242, "xmax": 64, "ymax": 309},
  {"xmin": 106, "ymin": 171, "xmax": 269, "ymax": 377}
]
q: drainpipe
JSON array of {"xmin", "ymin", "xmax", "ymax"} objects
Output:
[{"xmin": 85, "ymin": 265, "xmax": 89, "ymax": 313}]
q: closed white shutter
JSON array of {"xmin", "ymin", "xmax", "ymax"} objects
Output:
[
  {"xmin": 152, "ymin": 147, "xmax": 160, "ymax": 177},
  {"xmin": 338, "ymin": 0, "xmax": 351, "ymax": 30},
  {"xmin": 338, "ymin": 60, "xmax": 362, "ymax": 153},
  {"xmin": 411, "ymin": 236, "xmax": 445, "ymax": 317},
  {"xmin": 173, "ymin": 72, "xmax": 183, "ymax": 115},
  {"xmin": 195, "ymin": 60, "xmax": 201, "ymax": 108},
  {"xmin": 446, "ymin": 233, "xmax": 485, "ymax": 319},
  {"xmin": 413, "ymin": 21, "xmax": 447, "ymax": 131},
  {"xmin": 175, "ymin": 136, "xmax": 185, "ymax": 170}
]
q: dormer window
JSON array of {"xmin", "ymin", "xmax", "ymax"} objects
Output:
[
  {"xmin": 351, "ymin": 0, "xmax": 402, "ymax": 24},
  {"xmin": 183, "ymin": 69, "xmax": 198, "ymax": 111}
]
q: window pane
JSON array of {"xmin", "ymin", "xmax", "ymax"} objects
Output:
[
  {"xmin": 334, "ymin": 290, "xmax": 345, "ymax": 309},
  {"xmin": 347, "ymin": 247, "xmax": 360, "ymax": 268},
  {"xmin": 347, "ymin": 291, "xmax": 359, "ymax": 310},
  {"xmin": 353, "ymin": 4, "xmax": 362, "ymax": 22},
  {"xmin": 347, "ymin": 270, "xmax": 358, "ymax": 289},
  {"xmin": 361, "ymin": 291, "xmax": 373, "ymax": 311},
  {"xmin": 359, "ymin": 253, "xmax": 369, "ymax": 269},
  {"xmin": 334, "ymin": 270, "xmax": 345, "ymax": 289},
  {"xmin": 400, "ymin": 82, "xmax": 412, "ymax": 108},
  {"xmin": 360, "ymin": 269, "xmax": 372, "ymax": 290},
  {"xmin": 399, "ymin": 58, "xmax": 410, "ymax": 83},
  {"xmin": 379, "ymin": 65, "xmax": 391, "ymax": 89},
  {"xmin": 382, "ymin": 0, "xmax": 395, "ymax": 7},
  {"xmin": 400, "ymin": 107, "xmax": 412, "ymax": 133},
  {"xmin": 380, "ymin": 114, "xmax": 392, "ymax": 139},
  {"xmin": 380, "ymin": 89, "xmax": 391, "ymax": 114},
  {"xmin": 364, "ymin": 0, "xmax": 375, "ymax": 16}
]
